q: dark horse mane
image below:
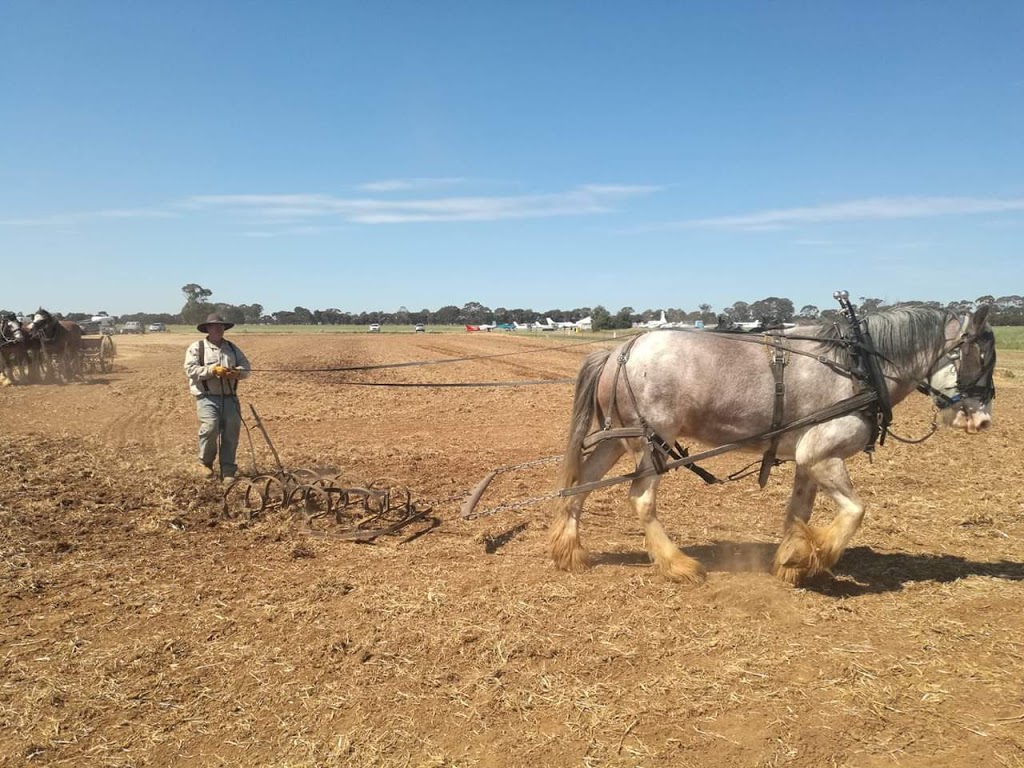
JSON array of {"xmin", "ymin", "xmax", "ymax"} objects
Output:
[{"xmin": 811, "ymin": 305, "xmax": 956, "ymax": 373}]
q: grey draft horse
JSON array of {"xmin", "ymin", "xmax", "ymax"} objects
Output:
[
  {"xmin": 550, "ymin": 304, "xmax": 996, "ymax": 585},
  {"xmin": 1, "ymin": 314, "xmax": 36, "ymax": 385}
]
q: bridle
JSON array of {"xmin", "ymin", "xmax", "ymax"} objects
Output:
[
  {"xmin": 1, "ymin": 318, "xmax": 24, "ymax": 347},
  {"xmin": 829, "ymin": 292, "xmax": 996, "ymax": 445},
  {"xmin": 29, "ymin": 313, "xmax": 60, "ymax": 344},
  {"xmin": 917, "ymin": 317, "xmax": 997, "ymax": 414}
]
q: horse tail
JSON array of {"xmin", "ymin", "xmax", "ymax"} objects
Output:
[
  {"xmin": 550, "ymin": 348, "xmax": 610, "ymax": 572},
  {"xmin": 557, "ymin": 349, "xmax": 611, "ymax": 491}
]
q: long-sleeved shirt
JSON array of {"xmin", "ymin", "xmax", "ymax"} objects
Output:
[{"xmin": 184, "ymin": 338, "xmax": 252, "ymax": 397}]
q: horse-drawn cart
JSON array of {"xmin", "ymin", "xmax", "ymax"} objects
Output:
[{"xmin": 80, "ymin": 334, "xmax": 115, "ymax": 374}]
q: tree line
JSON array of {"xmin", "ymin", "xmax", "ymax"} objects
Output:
[{"xmin": 7, "ymin": 286, "xmax": 1023, "ymax": 330}]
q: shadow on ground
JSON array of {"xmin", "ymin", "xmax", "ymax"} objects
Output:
[{"xmin": 595, "ymin": 541, "xmax": 1024, "ymax": 596}]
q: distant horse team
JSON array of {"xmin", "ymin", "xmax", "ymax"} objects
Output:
[{"xmin": 0, "ymin": 308, "xmax": 84, "ymax": 385}]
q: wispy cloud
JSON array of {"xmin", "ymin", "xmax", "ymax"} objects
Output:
[
  {"xmin": 357, "ymin": 177, "xmax": 469, "ymax": 192},
  {"xmin": 186, "ymin": 184, "xmax": 661, "ymax": 224},
  {"xmin": 0, "ymin": 207, "xmax": 178, "ymax": 227},
  {"xmin": 793, "ymin": 238, "xmax": 836, "ymax": 246},
  {"xmin": 240, "ymin": 224, "xmax": 350, "ymax": 238},
  {"xmin": 659, "ymin": 196, "xmax": 1024, "ymax": 231},
  {"xmin": 1, "ymin": 185, "xmax": 658, "ymax": 232}
]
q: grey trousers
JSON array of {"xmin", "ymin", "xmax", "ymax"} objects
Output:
[{"xmin": 196, "ymin": 395, "xmax": 242, "ymax": 477}]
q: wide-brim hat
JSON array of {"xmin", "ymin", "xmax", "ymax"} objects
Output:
[{"xmin": 197, "ymin": 313, "xmax": 234, "ymax": 332}]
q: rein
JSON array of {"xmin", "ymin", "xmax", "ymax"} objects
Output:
[{"xmin": 243, "ymin": 334, "xmax": 612, "ymax": 388}]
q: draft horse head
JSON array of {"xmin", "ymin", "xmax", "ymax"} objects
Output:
[
  {"xmin": 1, "ymin": 313, "xmax": 25, "ymax": 345},
  {"xmin": 28, "ymin": 308, "xmax": 83, "ymax": 381},
  {"xmin": 0, "ymin": 313, "xmax": 30, "ymax": 385},
  {"xmin": 921, "ymin": 304, "xmax": 996, "ymax": 434},
  {"xmin": 29, "ymin": 308, "xmax": 61, "ymax": 341}
]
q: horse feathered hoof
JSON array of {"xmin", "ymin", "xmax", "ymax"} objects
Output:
[
  {"xmin": 773, "ymin": 520, "xmax": 825, "ymax": 585},
  {"xmin": 656, "ymin": 556, "xmax": 706, "ymax": 585},
  {"xmin": 550, "ymin": 542, "xmax": 591, "ymax": 573},
  {"xmin": 549, "ymin": 504, "xmax": 592, "ymax": 573}
]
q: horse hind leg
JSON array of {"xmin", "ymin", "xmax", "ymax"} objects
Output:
[
  {"xmin": 630, "ymin": 447, "xmax": 705, "ymax": 585},
  {"xmin": 550, "ymin": 439, "xmax": 625, "ymax": 573},
  {"xmin": 622, "ymin": 442, "xmax": 704, "ymax": 585}
]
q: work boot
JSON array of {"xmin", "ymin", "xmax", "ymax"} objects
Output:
[
  {"xmin": 195, "ymin": 463, "xmax": 215, "ymax": 480},
  {"xmin": 222, "ymin": 475, "xmax": 237, "ymax": 486}
]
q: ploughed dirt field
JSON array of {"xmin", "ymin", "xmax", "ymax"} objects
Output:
[{"xmin": 2, "ymin": 331, "xmax": 1023, "ymax": 768}]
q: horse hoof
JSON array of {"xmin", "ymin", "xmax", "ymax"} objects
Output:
[
  {"xmin": 773, "ymin": 562, "xmax": 809, "ymax": 586},
  {"xmin": 550, "ymin": 544, "xmax": 591, "ymax": 573},
  {"xmin": 774, "ymin": 521, "xmax": 825, "ymax": 584},
  {"xmin": 657, "ymin": 557, "xmax": 707, "ymax": 585}
]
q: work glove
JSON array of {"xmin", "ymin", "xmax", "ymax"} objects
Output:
[
  {"xmin": 212, "ymin": 365, "xmax": 230, "ymax": 378},
  {"xmin": 223, "ymin": 368, "xmax": 242, "ymax": 380}
]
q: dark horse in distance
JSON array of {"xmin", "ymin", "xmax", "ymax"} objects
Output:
[{"xmin": 28, "ymin": 308, "xmax": 83, "ymax": 382}]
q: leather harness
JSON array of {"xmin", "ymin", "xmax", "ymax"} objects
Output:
[
  {"xmin": 757, "ymin": 336, "xmax": 789, "ymax": 488},
  {"xmin": 589, "ymin": 331, "xmax": 791, "ymax": 488},
  {"xmin": 582, "ymin": 297, "xmax": 918, "ymax": 489}
]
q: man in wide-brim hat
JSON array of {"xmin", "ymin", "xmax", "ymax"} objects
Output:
[
  {"xmin": 197, "ymin": 312, "xmax": 235, "ymax": 332},
  {"xmin": 183, "ymin": 313, "xmax": 251, "ymax": 483}
]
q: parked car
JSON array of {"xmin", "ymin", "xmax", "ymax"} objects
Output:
[
  {"xmin": 121, "ymin": 321, "xmax": 144, "ymax": 334},
  {"xmin": 148, "ymin": 322, "xmax": 167, "ymax": 332},
  {"xmin": 368, "ymin": 323, "xmax": 381, "ymax": 333},
  {"xmin": 414, "ymin": 323, "xmax": 426, "ymax": 333}
]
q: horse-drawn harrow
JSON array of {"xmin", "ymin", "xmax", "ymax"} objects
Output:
[
  {"xmin": 222, "ymin": 405, "xmax": 437, "ymax": 541},
  {"xmin": 222, "ymin": 470, "xmax": 437, "ymax": 542}
]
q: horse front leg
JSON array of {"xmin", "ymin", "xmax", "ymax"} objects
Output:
[
  {"xmin": 630, "ymin": 445, "xmax": 705, "ymax": 585},
  {"xmin": 774, "ymin": 464, "xmax": 820, "ymax": 584},
  {"xmin": 774, "ymin": 458, "xmax": 863, "ymax": 584},
  {"xmin": 549, "ymin": 439, "xmax": 624, "ymax": 573}
]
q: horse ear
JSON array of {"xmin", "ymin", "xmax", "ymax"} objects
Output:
[{"xmin": 969, "ymin": 304, "xmax": 991, "ymax": 332}]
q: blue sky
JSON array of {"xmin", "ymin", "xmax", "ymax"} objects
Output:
[{"xmin": 2, "ymin": 1, "xmax": 1022, "ymax": 317}]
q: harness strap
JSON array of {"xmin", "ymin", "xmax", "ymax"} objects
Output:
[
  {"xmin": 834, "ymin": 293, "xmax": 892, "ymax": 449},
  {"xmin": 593, "ymin": 335, "xmax": 723, "ymax": 483},
  {"xmin": 562, "ymin": 391, "xmax": 879, "ymax": 498},
  {"xmin": 603, "ymin": 335, "xmax": 642, "ymax": 430},
  {"xmin": 583, "ymin": 426, "xmax": 722, "ymax": 485},
  {"xmin": 758, "ymin": 336, "xmax": 788, "ymax": 488}
]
